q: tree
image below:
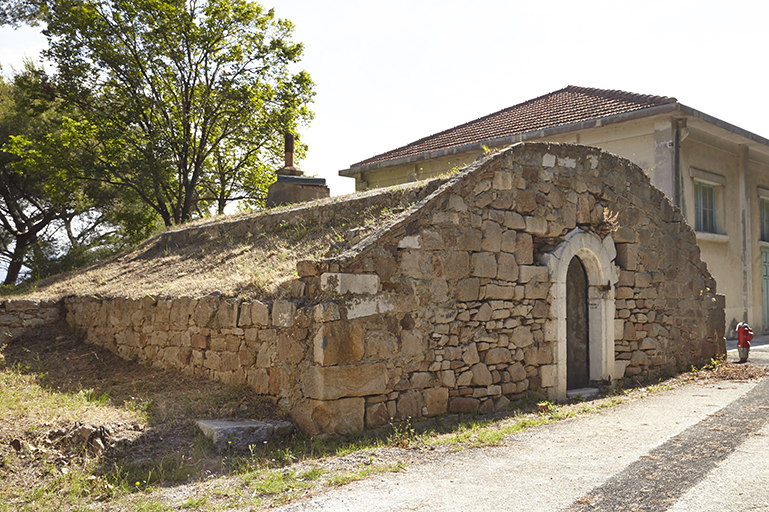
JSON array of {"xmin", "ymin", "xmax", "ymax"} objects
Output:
[
  {"xmin": 0, "ymin": 0, "xmax": 47, "ymax": 27},
  {"xmin": 0, "ymin": 64, "xmax": 81, "ymax": 284},
  {"xmin": 0, "ymin": 64, "xmax": 155, "ymax": 285},
  {"xmin": 44, "ymin": 0, "xmax": 314, "ymax": 226}
]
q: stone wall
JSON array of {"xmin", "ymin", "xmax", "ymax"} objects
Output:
[
  {"xmin": 0, "ymin": 143, "xmax": 725, "ymax": 437},
  {"xmin": 0, "ymin": 299, "xmax": 63, "ymax": 339}
]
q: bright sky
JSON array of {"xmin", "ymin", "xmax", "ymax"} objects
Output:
[{"xmin": 0, "ymin": 0, "xmax": 767, "ymax": 200}]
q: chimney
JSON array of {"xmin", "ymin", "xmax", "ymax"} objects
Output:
[
  {"xmin": 265, "ymin": 132, "xmax": 329, "ymax": 208},
  {"xmin": 277, "ymin": 133, "xmax": 302, "ymax": 176}
]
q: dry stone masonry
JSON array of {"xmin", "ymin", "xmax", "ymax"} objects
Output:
[
  {"xmin": 0, "ymin": 143, "xmax": 725, "ymax": 437},
  {"xmin": 0, "ymin": 300, "xmax": 62, "ymax": 338}
]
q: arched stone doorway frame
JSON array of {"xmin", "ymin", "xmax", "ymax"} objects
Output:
[{"xmin": 541, "ymin": 228, "xmax": 620, "ymax": 400}]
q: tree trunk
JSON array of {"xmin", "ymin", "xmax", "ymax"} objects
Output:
[{"xmin": 3, "ymin": 233, "xmax": 33, "ymax": 285}]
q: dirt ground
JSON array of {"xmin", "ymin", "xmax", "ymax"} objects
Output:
[{"xmin": 1, "ymin": 323, "xmax": 765, "ymax": 511}]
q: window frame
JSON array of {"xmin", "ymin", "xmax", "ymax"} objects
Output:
[
  {"xmin": 689, "ymin": 167, "xmax": 726, "ymax": 236},
  {"xmin": 694, "ymin": 180, "xmax": 717, "ymax": 234},
  {"xmin": 761, "ymin": 198, "xmax": 769, "ymax": 242}
]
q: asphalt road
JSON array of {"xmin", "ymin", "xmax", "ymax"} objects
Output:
[{"xmin": 276, "ymin": 345, "xmax": 769, "ymax": 512}]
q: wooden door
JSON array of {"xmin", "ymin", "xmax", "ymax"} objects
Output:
[{"xmin": 567, "ymin": 256, "xmax": 589, "ymax": 389}]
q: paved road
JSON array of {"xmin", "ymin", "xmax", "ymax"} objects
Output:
[{"xmin": 277, "ymin": 345, "xmax": 769, "ymax": 512}]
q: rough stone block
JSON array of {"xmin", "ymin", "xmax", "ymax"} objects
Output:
[
  {"xmin": 250, "ymin": 301, "xmax": 270, "ymax": 326},
  {"xmin": 481, "ymin": 221, "xmax": 502, "ymax": 252},
  {"xmin": 519, "ymin": 265, "xmax": 548, "ymax": 283},
  {"xmin": 630, "ymin": 350, "xmax": 649, "ymax": 366},
  {"xmin": 508, "ymin": 362, "xmax": 527, "ymax": 382},
  {"xmin": 220, "ymin": 351, "xmax": 240, "ymax": 372},
  {"xmin": 635, "ymin": 272, "xmax": 652, "ymax": 288},
  {"xmin": 525, "ymin": 216, "xmax": 548, "ymax": 235},
  {"xmin": 493, "ymin": 170, "xmax": 512, "ymax": 190},
  {"xmin": 439, "ymin": 370, "xmax": 456, "ymax": 388},
  {"xmin": 366, "ymin": 402, "xmax": 391, "ymax": 429},
  {"xmin": 422, "ymin": 388, "xmax": 449, "ymax": 417},
  {"xmin": 448, "ymin": 194, "xmax": 468, "ymax": 212},
  {"xmin": 4, "ymin": 299, "xmax": 39, "ymax": 312},
  {"xmin": 485, "ymin": 347, "xmax": 511, "ymax": 365},
  {"xmin": 215, "ymin": 301, "xmax": 239, "ymax": 329},
  {"xmin": 291, "ymin": 398, "xmax": 365, "ymax": 437},
  {"xmin": 456, "ymin": 278, "xmax": 481, "ymax": 302},
  {"xmin": 396, "ymin": 390, "xmax": 423, "ymax": 420},
  {"xmin": 192, "ymin": 297, "xmax": 217, "ymax": 327},
  {"xmin": 314, "ymin": 321, "xmax": 364, "ymax": 366},
  {"xmin": 448, "ymin": 397, "xmax": 480, "ymax": 414},
  {"xmin": 462, "ymin": 343, "xmax": 480, "ymax": 365},
  {"xmin": 512, "ymin": 326, "xmax": 534, "ymax": 348},
  {"xmin": 272, "ymin": 300, "xmax": 296, "ymax": 328},
  {"xmin": 410, "ymin": 372, "xmax": 434, "ymax": 389},
  {"xmin": 615, "ymin": 243, "xmax": 639, "ymax": 270},
  {"xmin": 613, "ymin": 226, "xmax": 636, "ymax": 243},
  {"xmin": 444, "ymin": 251, "xmax": 470, "ymax": 280},
  {"xmin": 457, "ymin": 227, "xmax": 483, "ymax": 250},
  {"xmin": 639, "ymin": 337, "xmax": 658, "ymax": 351},
  {"xmin": 456, "ymin": 371, "xmax": 472, "ymax": 386},
  {"xmin": 314, "ymin": 302, "xmax": 341, "ymax": 323},
  {"xmin": 471, "ymin": 252, "xmax": 497, "ymax": 278},
  {"xmin": 346, "ymin": 297, "xmax": 394, "ymax": 320},
  {"xmin": 399, "ymin": 251, "xmax": 434, "ymax": 279},
  {"xmin": 303, "ymin": 363, "xmax": 388, "ymax": 400},
  {"xmin": 433, "ymin": 212, "xmax": 460, "ymax": 225},
  {"xmin": 484, "ymin": 284, "xmax": 515, "ymax": 300},
  {"xmin": 540, "ymin": 364, "xmax": 556, "ymax": 388},
  {"xmin": 471, "ymin": 363, "xmax": 493, "ymax": 386},
  {"xmin": 247, "ymin": 368, "xmax": 269, "ymax": 394}
]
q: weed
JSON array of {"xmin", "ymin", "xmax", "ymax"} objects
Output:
[
  {"xmin": 388, "ymin": 418, "xmax": 418, "ymax": 448},
  {"xmin": 703, "ymin": 355, "xmax": 725, "ymax": 371},
  {"xmin": 135, "ymin": 499, "xmax": 170, "ymax": 512},
  {"xmin": 298, "ymin": 467, "xmax": 325, "ymax": 481},
  {"xmin": 646, "ymin": 382, "xmax": 674, "ymax": 394},
  {"xmin": 180, "ymin": 495, "xmax": 208, "ymax": 509}
]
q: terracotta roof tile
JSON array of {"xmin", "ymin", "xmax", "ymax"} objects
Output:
[{"xmin": 352, "ymin": 86, "xmax": 677, "ymax": 167}]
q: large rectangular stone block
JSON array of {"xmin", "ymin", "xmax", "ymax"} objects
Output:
[
  {"xmin": 290, "ymin": 397, "xmax": 365, "ymax": 437},
  {"xmin": 615, "ymin": 243, "xmax": 639, "ymax": 270},
  {"xmin": 303, "ymin": 363, "xmax": 388, "ymax": 400},
  {"xmin": 320, "ymin": 273, "xmax": 379, "ymax": 295}
]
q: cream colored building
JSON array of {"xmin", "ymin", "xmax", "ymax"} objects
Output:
[{"xmin": 339, "ymin": 86, "xmax": 769, "ymax": 335}]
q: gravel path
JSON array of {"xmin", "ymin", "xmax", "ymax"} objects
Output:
[{"xmin": 275, "ymin": 346, "xmax": 769, "ymax": 512}]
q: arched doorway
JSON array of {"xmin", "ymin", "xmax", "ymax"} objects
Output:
[
  {"xmin": 541, "ymin": 228, "xmax": 621, "ymax": 400},
  {"xmin": 566, "ymin": 256, "xmax": 589, "ymax": 389}
]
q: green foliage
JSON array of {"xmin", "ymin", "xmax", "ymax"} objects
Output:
[
  {"xmin": 44, "ymin": 0, "xmax": 315, "ymax": 225},
  {"xmin": 0, "ymin": 0, "xmax": 46, "ymax": 27},
  {"xmin": 0, "ymin": 62, "xmax": 160, "ymax": 286}
]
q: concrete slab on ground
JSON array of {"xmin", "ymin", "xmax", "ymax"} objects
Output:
[{"xmin": 196, "ymin": 419, "xmax": 293, "ymax": 451}]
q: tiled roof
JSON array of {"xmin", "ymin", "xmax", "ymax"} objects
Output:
[{"xmin": 351, "ymin": 86, "xmax": 677, "ymax": 168}]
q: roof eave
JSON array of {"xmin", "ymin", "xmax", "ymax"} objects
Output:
[
  {"xmin": 338, "ymin": 103, "xmax": 684, "ymax": 177},
  {"xmin": 678, "ymin": 104, "xmax": 769, "ymax": 148}
]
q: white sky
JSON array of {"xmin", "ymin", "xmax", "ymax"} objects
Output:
[{"xmin": 0, "ymin": 0, "xmax": 767, "ymax": 200}]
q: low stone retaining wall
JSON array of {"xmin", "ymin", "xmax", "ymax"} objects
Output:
[{"xmin": 0, "ymin": 299, "xmax": 63, "ymax": 339}]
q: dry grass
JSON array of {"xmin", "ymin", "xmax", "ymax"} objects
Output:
[
  {"xmin": 8, "ymin": 188, "xmax": 425, "ymax": 302},
  {"xmin": 0, "ymin": 323, "xmax": 286, "ymax": 511}
]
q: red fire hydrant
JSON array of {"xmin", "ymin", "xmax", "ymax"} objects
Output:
[{"xmin": 737, "ymin": 321, "xmax": 753, "ymax": 363}]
